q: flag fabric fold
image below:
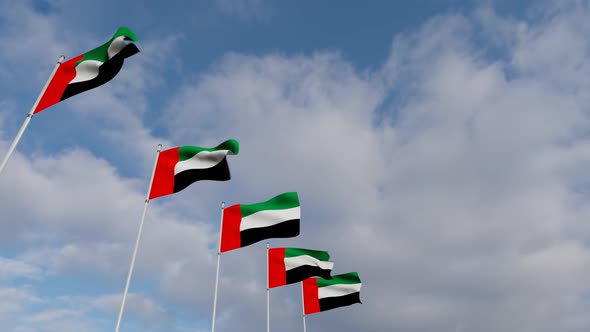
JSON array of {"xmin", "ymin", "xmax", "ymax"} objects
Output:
[
  {"xmin": 302, "ymin": 272, "xmax": 362, "ymax": 315},
  {"xmin": 220, "ymin": 192, "xmax": 300, "ymax": 252},
  {"xmin": 149, "ymin": 139, "xmax": 239, "ymax": 199},
  {"xmin": 34, "ymin": 26, "xmax": 139, "ymax": 113},
  {"xmin": 268, "ymin": 247, "xmax": 333, "ymax": 288}
]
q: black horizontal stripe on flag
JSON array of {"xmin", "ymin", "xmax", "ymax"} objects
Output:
[
  {"xmin": 173, "ymin": 157, "xmax": 231, "ymax": 193},
  {"xmin": 240, "ymin": 219, "xmax": 300, "ymax": 248},
  {"xmin": 319, "ymin": 292, "xmax": 361, "ymax": 312},
  {"xmin": 286, "ymin": 265, "xmax": 332, "ymax": 285},
  {"xmin": 61, "ymin": 43, "xmax": 140, "ymax": 101}
]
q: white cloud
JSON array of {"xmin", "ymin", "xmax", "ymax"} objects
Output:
[
  {"xmin": 0, "ymin": 287, "xmax": 41, "ymax": 314},
  {"xmin": 93, "ymin": 292, "xmax": 170, "ymax": 326},
  {"xmin": 160, "ymin": 3, "xmax": 590, "ymax": 332},
  {"xmin": 0, "ymin": 257, "xmax": 42, "ymax": 280}
]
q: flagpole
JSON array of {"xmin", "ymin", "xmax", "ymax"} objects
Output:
[
  {"xmin": 267, "ymin": 241, "xmax": 270, "ymax": 332},
  {"xmin": 301, "ymin": 283, "xmax": 307, "ymax": 332},
  {"xmin": 211, "ymin": 201, "xmax": 225, "ymax": 332},
  {"xmin": 114, "ymin": 143, "xmax": 162, "ymax": 332},
  {"xmin": 0, "ymin": 55, "xmax": 65, "ymax": 177}
]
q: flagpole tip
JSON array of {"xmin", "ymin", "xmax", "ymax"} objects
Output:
[
  {"xmin": 221, "ymin": 201, "xmax": 225, "ymax": 208},
  {"xmin": 157, "ymin": 143, "xmax": 162, "ymax": 151},
  {"xmin": 58, "ymin": 55, "xmax": 65, "ymax": 63}
]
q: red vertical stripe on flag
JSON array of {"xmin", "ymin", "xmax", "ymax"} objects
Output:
[
  {"xmin": 34, "ymin": 55, "xmax": 83, "ymax": 114},
  {"xmin": 220, "ymin": 204, "xmax": 242, "ymax": 253},
  {"xmin": 302, "ymin": 278, "xmax": 320, "ymax": 315},
  {"xmin": 149, "ymin": 147, "xmax": 180, "ymax": 199},
  {"xmin": 268, "ymin": 248, "xmax": 287, "ymax": 288}
]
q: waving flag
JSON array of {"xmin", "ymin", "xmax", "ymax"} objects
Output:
[
  {"xmin": 34, "ymin": 26, "xmax": 139, "ymax": 113},
  {"xmin": 221, "ymin": 192, "xmax": 300, "ymax": 252},
  {"xmin": 268, "ymin": 247, "xmax": 333, "ymax": 288},
  {"xmin": 149, "ymin": 139, "xmax": 239, "ymax": 199},
  {"xmin": 302, "ymin": 272, "xmax": 362, "ymax": 315}
]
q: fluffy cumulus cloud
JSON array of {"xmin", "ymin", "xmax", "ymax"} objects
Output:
[
  {"xmin": 163, "ymin": 3, "xmax": 590, "ymax": 332},
  {"xmin": 2, "ymin": 1, "xmax": 590, "ymax": 332}
]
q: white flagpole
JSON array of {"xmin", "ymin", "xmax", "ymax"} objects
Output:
[
  {"xmin": 267, "ymin": 241, "xmax": 270, "ymax": 332},
  {"xmin": 211, "ymin": 201, "xmax": 225, "ymax": 332},
  {"xmin": 0, "ymin": 55, "xmax": 65, "ymax": 177},
  {"xmin": 114, "ymin": 143, "xmax": 162, "ymax": 332},
  {"xmin": 301, "ymin": 283, "xmax": 307, "ymax": 332}
]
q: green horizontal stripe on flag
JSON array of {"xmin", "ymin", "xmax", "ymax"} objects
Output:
[
  {"xmin": 285, "ymin": 248, "xmax": 329, "ymax": 261},
  {"xmin": 113, "ymin": 26, "xmax": 138, "ymax": 42},
  {"xmin": 240, "ymin": 192, "xmax": 299, "ymax": 218},
  {"xmin": 317, "ymin": 272, "xmax": 361, "ymax": 288},
  {"xmin": 178, "ymin": 139, "xmax": 240, "ymax": 161},
  {"xmin": 78, "ymin": 27, "xmax": 138, "ymax": 65}
]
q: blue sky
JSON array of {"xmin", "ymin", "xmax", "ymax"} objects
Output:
[{"xmin": 2, "ymin": 1, "xmax": 590, "ymax": 332}]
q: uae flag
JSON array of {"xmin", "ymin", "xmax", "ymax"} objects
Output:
[
  {"xmin": 34, "ymin": 26, "xmax": 139, "ymax": 113},
  {"xmin": 220, "ymin": 192, "xmax": 300, "ymax": 253},
  {"xmin": 149, "ymin": 139, "xmax": 239, "ymax": 199},
  {"xmin": 302, "ymin": 272, "xmax": 362, "ymax": 315},
  {"xmin": 268, "ymin": 248, "xmax": 333, "ymax": 288}
]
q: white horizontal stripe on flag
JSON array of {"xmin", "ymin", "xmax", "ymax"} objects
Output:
[
  {"xmin": 318, "ymin": 283, "xmax": 362, "ymax": 299},
  {"xmin": 284, "ymin": 255, "xmax": 333, "ymax": 272},
  {"xmin": 107, "ymin": 36, "xmax": 127, "ymax": 59},
  {"xmin": 174, "ymin": 150, "xmax": 229, "ymax": 175},
  {"xmin": 240, "ymin": 207, "xmax": 300, "ymax": 231},
  {"xmin": 70, "ymin": 60, "xmax": 103, "ymax": 84}
]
